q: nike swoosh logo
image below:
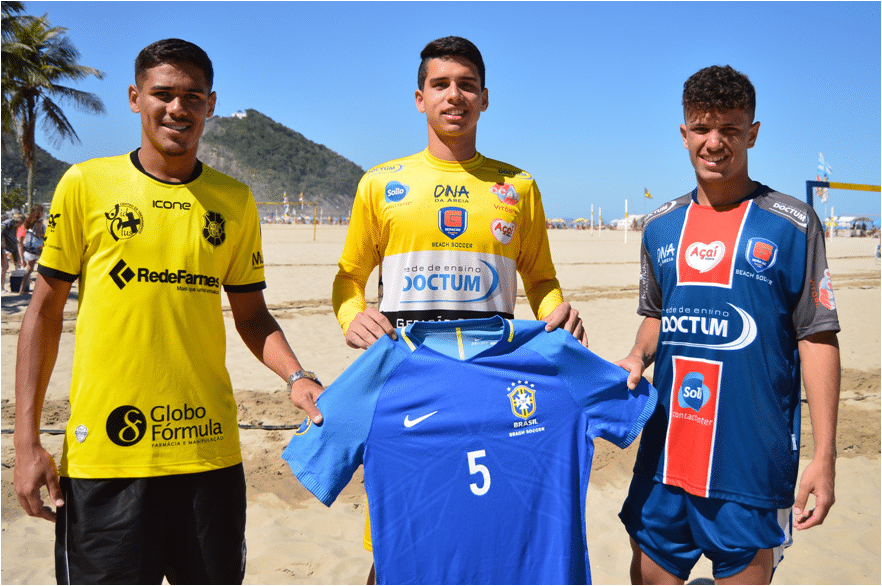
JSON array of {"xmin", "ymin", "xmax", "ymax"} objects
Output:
[{"xmin": 404, "ymin": 411, "xmax": 438, "ymax": 428}]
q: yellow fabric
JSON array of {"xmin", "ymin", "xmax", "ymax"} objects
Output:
[
  {"xmin": 40, "ymin": 154, "xmax": 265, "ymax": 478},
  {"xmin": 333, "ymin": 149, "xmax": 563, "ymax": 331}
]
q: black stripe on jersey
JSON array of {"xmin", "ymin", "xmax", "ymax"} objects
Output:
[
  {"xmin": 37, "ymin": 263, "xmax": 78, "ymax": 282},
  {"xmin": 224, "ymin": 281, "xmax": 267, "ymax": 293},
  {"xmin": 383, "ymin": 309, "xmax": 515, "ymax": 330}
]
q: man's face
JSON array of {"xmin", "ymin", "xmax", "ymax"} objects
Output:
[
  {"xmin": 415, "ymin": 56, "xmax": 488, "ymax": 142},
  {"xmin": 129, "ymin": 61, "xmax": 216, "ymax": 159},
  {"xmin": 680, "ymin": 108, "xmax": 759, "ymax": 186}
]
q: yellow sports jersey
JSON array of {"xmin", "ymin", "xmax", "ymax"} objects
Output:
[
  {"xmin": 333, "ymin": 149, "xmax": 563, "ymax": 330},
  {"xmin": 39, "ymin": 152, "xmax": 265, "ymax": 478}
]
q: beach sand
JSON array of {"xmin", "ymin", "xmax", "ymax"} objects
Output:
[{"xmin": 2, "ymin": 225, "xmax": 879, "ymax": 584}]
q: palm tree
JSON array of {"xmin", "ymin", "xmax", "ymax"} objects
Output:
[{"xmin": 2, "ymin": 9, "xmax": 105, "ymax": 206}]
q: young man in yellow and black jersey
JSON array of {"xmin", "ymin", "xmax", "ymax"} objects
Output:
[{"xmin": 14, "ymin": 38, "xmax": 323, "ymax": 584}]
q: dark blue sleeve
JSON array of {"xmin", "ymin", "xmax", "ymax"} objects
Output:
[{"xmin": 281, "ymin": 336, "xmax": 409, "ymax": 506}]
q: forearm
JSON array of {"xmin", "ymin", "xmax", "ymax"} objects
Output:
[
  {"xmin": 524, "ymin": 279, "xmax": 564, "ymax": 320},
  {"xmin": 626, "ymin": 316, "xmax": 661, "ymax": 367},
  {"xmin": 332, "ymin": 271, "xmax": 368, "ymax": 332},
  {"xmin": 235, "ymin": 312, "xmax": 302, "ymax": 380},
  {"xmin": 799, "ymin": 331, "xmax": 841, "ymax": 461}
]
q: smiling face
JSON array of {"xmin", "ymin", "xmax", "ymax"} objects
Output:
[
  {"xmin": 129, "ymin": 60, "xmax": 216, "ymax": 168},
  {"xmin": 680, "ymin": 107, "xmax": 760, "ymax": 205},
  {"xmin": 415, "ymin": 56, "xmax": 488, "ymax": 161}
]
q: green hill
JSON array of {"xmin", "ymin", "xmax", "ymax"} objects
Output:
[
  {"xmin": 1, "ymin": 133, "xmax": 71, "ymax": 206},
  {"xmin": 198, "ymin": 109, "xmax": 363, "ymax": 217}
]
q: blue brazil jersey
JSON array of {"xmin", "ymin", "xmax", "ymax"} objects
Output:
[
  {"xmin": 634, "ymin": 185, "xmax": 840, "ymax": 509},
  {"xmin": 283, "ymin": 317, "xmax": 657, "ymax": 584}
]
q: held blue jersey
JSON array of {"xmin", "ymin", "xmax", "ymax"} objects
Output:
[
  {"xmin": 282, "ymin": 317, "xmax": 657, "ymax": 585},
  {"xmin": 633, "ymin": 185, "xmax": 840, "ymax": 508}
]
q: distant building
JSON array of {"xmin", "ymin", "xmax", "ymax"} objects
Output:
[{"xmin": 231, "ymin": 111, "xmax": 247, "ymax": 119}]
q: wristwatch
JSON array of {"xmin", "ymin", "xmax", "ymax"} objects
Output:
[{"xmin": 287, "ymin": 370, "xmax": 322, "ymax": 388}]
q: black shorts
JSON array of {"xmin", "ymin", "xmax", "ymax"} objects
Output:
[{"xmin": 55, "ymin": 464, "xmax": 247, "ymax": 585}]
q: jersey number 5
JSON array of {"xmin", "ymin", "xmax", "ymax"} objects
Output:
[{"xmin": 467, "ymin": 450, "xmax": 491, "ymax": 496}]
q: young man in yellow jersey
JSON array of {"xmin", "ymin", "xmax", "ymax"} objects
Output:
[
  {"xmin": 14, "ymin": 38, "xmax": 323, "ymax": 584},
  {"xmin": 332, "ymin": 35, "xmax": 587, "ymax": 583}
]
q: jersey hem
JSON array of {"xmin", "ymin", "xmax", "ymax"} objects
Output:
[
  {"xmin": 61, "ymin": 454, "xmax": 243, "ymax": 479},
  {"xmin": 638, "ymin": 472, "xmax": 796, "ymax": 509}
]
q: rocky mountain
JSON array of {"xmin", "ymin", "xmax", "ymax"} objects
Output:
[
  {"xmin": 198, "ymin": 109, "xmax": 363, "ymax": 217},
  {"xmin": 1, "ymin": 133, "xmax": 71, "ymax": 204}
]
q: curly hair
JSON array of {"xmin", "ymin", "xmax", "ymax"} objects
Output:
[
  {"xmin": 23, "ymin": 205, "xmax": 43, "ymax": 230},
  {"xmin": 682, "ymin": 65, "xmax": 756, "ymax": 121},
  {"xmin": 417, "ymin": 36, "xmax": 485, "ymax": 91}
]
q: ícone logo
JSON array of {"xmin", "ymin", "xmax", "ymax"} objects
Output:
[
  {"xmin": 507, "ymin": 381, "xmax": 536, "ymax": 419},
  {"xmin": 106, "ymin": 406, "xmax": 146, "ymax": 446},
  {"xmin": 203, "ymin": 211, "xmax": 226, "ymax": 246},
  {"xmin": 105, "ymin": 203, "xmax": 144, "ymax": 241}
]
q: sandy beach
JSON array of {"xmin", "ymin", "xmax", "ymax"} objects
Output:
[{"xmin": 2, "ymin": 225, "xmax": 879, "ymax": 584}]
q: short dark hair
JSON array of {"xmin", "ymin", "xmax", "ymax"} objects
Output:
[
  {"xmin": 682, "ymin": 65, "xmax": 756, "ymax": 122},
  {"xmin": 417, "ymin": 36, "xmax": 485, "ymax": 90},
  {"xmin": 135, "ymin": 38, "xmax": 214, "ymax": 90}
]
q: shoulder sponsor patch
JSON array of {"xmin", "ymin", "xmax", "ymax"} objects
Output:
[{"xmin": 491, "ymin": 219, "xmax": 516, "ymax": 244}]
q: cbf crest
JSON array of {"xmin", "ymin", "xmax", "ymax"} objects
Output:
[{"xmin": 507, "ymin": 380, "xmax": 536, "ymax": 419}]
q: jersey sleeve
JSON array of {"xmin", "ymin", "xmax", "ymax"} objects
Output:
[
  {"xmin": 515, "ymin": 181, "xmax": 564, "ymax": 319},
  {"xmin": 792, "ymin": 209, "xmax": 840, "ymax": 338},
  {"xmin": 38, "ymin": 164, "xmax": 86, "ymax": 281},
  {"xmin": 637, "ymin": 233, "xmax": 662, "ymax": 318},
  {"xmin": 554, "ymin": 332, "xmax": 657, "ymax": 447},
  {"xmin": 222, "ymin": 188, "xmax": 266, "ymax": 292},
  {"xmin": 332, "ymin": 175, "xmax": 382, "ymax": 331},
  {"xmin": 281, "ymin": 336, "xmax": 407, "ymax": 506}
]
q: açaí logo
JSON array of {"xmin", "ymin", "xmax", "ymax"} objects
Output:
[{"xmin": 685, "ymin": 241, "xmax": 725, "ymax": 273}]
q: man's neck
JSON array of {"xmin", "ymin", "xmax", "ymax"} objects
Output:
[
  {"xmin": 426, "ymin": 129, "xmax": 478, "ymax": 162},
  {"xmin": 137, "ymin": 146, "xmax": 199, "ymax": 183},
  {"xmin": 695, "ymin": 177, "xmax": 757, "ymax": 207}
]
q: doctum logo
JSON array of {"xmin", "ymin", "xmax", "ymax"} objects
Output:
[{"xmin": 106, "ymin": 405, "xmax": 147, "ymax": 446}]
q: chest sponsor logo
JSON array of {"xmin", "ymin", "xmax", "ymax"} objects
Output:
[
  {"xmin": 664, "ymin": 356, "xmax": 722, "ymax": 497},
  {"xmin": 384, "ymin": 180, "xmax": 410, "ymax": 203},
  {"xmin": 434, "ymin": 184, "xmax": 470, "ymax": 202},
  {"xmin": 491, "ymin": 219, "xmax": 516, "ymax": 244},
  {"xmin": 745, "ymin": 238, "xmax": 777, "ymax": 272},
  {"xmin": 438, "ymin": 207, "xmax": 467, "ymax": 239},
  {"xmin": 490, "ymin": 183, "xmax": 520, "ymax": 206},
  {"xmin": 400, "ymin": 260, "xmax": 499, "ymax": 303},
  {"xmin": 109, "ymin": 258, "xmax": 220, "ymax": 292},
  {"xmin": 152, "ymin": 199, "xmax": 191, "ymax": 210},
  {"xmin": 105, "ymin": 203, "xmax": 144, "ymax": 241},
  {"xmin": 685, "ymin": 241, "xmax": 725, "ymax": 273},
  {"xmin": 507, "ymin": 380, "xmax": 544, "ymax": 438},
  {"xmin": 147, "ymin": 403, "xmax": 223, "ymax": 447},
  {"xmin": 657, "ymin": 243, "xmax": 676, "ymax": 265},
  {"xmin": 202, "ymin": 211, "xmax": 226, "ymax": 246},
  {"xmin": 661, "ymin": 303, "xmax": 757, "ymax": 351}
]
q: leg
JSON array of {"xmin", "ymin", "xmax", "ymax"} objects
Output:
[
  {"xmin": 630, "ymin": 537, "xmax": 684, "ymax": 585},
  {"xmin": 1, "ymin": 251, "xmax": 7, "ymax": 291},
  {"xmin": 715, "ymin": 549, "xmax": 773, "ymax": 585}
]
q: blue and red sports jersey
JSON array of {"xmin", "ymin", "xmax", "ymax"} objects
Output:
[
  {"xmin": 634, "ymin": 185, "xmax": 840, "ymax": 508},
  {"xmin": 283, "ymin": 317, "xmax": 657, "ymax": 584}
]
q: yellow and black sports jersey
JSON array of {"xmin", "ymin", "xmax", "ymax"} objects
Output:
[
  {"xmin": 333, "ymin": 149, "xmax": 563, "ymax": 330},
  {"xmin": 39, "ymin": 152, "xmax": 265, "ymax": 478}
]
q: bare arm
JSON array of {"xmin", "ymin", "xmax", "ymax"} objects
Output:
[
  {"xmin": 793, "ymin": 330, "xmax": 840, "ymax": 530},
  {"xmin": 228, "ymin": 290, "xmax": 324, "ymax": 424},
  {"xmin": 614, "ymin": 316, "xmax": 661, "ymax": 390},
  {"xmin": 14, "ymin": 274, "xmax": 71, "ymax": 522}
]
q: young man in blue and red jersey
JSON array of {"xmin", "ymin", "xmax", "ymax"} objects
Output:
[{"xmin": 616, "ymin": 65, "xmax": 840, "ymax": 584}]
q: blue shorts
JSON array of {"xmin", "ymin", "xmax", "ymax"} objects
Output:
[{"xmin": 619, "ymin": 476, "xmax": 791, "ymax": 580}]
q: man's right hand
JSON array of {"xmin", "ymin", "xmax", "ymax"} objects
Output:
[
  {"xmin": 345, "ymin": 307, "xmax": 397, "ymax": 350},
  {"xmin": 14, "ymin": 444, "xmax": 64, "ymax": 522}
]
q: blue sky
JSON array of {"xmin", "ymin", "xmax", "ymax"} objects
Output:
[{"xmin": 19, "ymin": 1, "xmax": 882, "ymax": 220}]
